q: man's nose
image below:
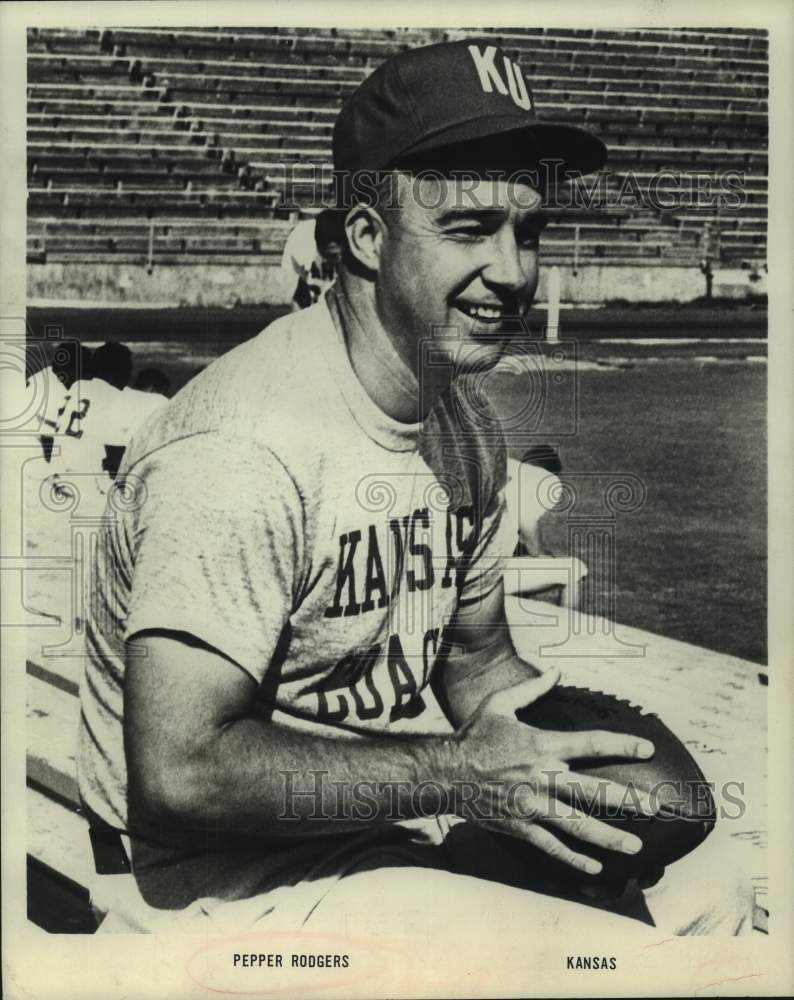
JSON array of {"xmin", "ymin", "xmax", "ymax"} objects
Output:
[{"xmin": 483, "ymin": 231, "xmax": 535, "ymax": 293}]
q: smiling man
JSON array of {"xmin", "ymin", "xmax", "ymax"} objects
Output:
[{"xmin": 77, "ymin": 39, "xmax": 751, "ymax": 939}]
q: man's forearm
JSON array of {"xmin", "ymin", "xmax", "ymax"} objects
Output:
[
  {"xmin": 434, "ymin": 579, "xmax": 544, "ymax": 728},
  {"xmin": 134, "ymin": 714, "xmax": 463, "ymax": 841},
  {"xmin": 444, "ymin": 651, "xmax": 541, "ymax": 728},
  {"xmin": 437, "ymin": 627, "xmax": 541, "ymax": 728}
]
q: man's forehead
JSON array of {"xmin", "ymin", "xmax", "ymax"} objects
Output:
[{"xmin": 406, "ymin": 173, "xmax": 544, "ymax": 214}]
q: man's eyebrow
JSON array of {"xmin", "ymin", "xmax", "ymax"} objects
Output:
[
  {"xmin": 434, "ymin": 207, "xmax": 550, "ymax": 229},
  {"xmin": 434, "ymin": 208, "xmax": 506, "ymax": 226}
]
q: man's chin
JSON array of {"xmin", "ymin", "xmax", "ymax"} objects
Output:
[{"xmin": 450, "ymin": 338, "xmax": 508, "ymax": 375}]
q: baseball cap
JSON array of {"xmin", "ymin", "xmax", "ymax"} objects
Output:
[{"xmin": 333, "ymin": 39, "xmax": 607, "ymax": 179}]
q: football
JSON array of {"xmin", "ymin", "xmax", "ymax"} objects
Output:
[{"xmin": 514, "ymin": 685, "xmax": 717, "ymax": 884}]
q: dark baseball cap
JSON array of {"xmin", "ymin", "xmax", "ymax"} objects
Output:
[{"xmin": 333, "ymin": 39, "xmax": 607, "ymax": 178}]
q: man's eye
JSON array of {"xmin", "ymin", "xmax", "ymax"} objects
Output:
[{"xmin": 447, "ymin": 227, "xmax": 488, "ymax": 240}]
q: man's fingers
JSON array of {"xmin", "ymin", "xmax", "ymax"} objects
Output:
[
  {"xmin": 543, "ymin": 803, "xmax": 644, "ymax": 856},
  {"xmin": 520, "ymin": 824, "xmax": 604, "ymax": 875},
  {"xmin": 555, "ymin": 771, "xmax": 657, "ymax": 816},
  {"xmin": 550, "ymin": 728, "xmax": 655, "ymax": 763},
  {"xmin": 496, "ymin": 819, "xmax": 604, "ymax": 876},
  {"xmin": 484, "ymin": 668, "xmax": 560, "ymax": 717}
]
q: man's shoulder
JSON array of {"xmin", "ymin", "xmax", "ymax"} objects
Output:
[
  {"xmin": 77, "ymin": 378, "xmax": 121, "ymax": 400},
  {"xmin": 123, "ymin": 302, "xmax": 337, "ymax": 469}
]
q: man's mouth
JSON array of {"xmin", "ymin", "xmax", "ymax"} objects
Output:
[{"xmin": 454, "ymin": 300, "xmax": 508, "ymax": 324}]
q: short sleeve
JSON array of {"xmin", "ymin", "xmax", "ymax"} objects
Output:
[{"xmin": 124, "ymin": 432, "xmax": 303, "ymax": 685}]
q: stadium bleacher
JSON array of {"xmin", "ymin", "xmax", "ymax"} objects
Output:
[{"xmin": 27, "ymin": 26, "xmax": 768, "ymax": 271}]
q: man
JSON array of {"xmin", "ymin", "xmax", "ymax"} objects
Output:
[
  {"xmin": 117, "ymin": 368, "xmax": 171, "ymax": 465},
  {"xmin": 49, "ymin": 342, "xmax": 134, "ymax": 487},
  {"xmin": 130, "ymin": 366, "xmax": 171, "ymax": 398},
  {"xmin": 503, "ymin": 446, "xmax": 587, "ymax": 608},
  {"xmin": 280, "ymin": 207, "xmax": 343, "ymax": 310},
  {"xmin": 78, "ymin": 40, "xmax": 750, "ymax": 939},
  {"xmin": 506, "ymin": 446, "xmax": 564, "ymax": 560},
  {"xmin": 24, "ymin": 341, "xmax": 92, "ymax": 462}
]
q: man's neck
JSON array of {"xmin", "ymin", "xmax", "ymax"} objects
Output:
[{"xmin": 328, "ymin": 272, "xmax": 450, "ymax": 424}]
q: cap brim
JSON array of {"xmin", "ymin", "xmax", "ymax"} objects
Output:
[{"xmin": 395, "ymin": 116, "xmax": 607, "ymax": 177}]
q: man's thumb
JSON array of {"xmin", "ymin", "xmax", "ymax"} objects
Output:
[{"xmin": 485, "ymin": 668, "xmax": 560, "ymax": 717}]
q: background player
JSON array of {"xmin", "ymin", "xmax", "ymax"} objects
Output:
[{"xmin": 280, "ymin": 207, "xmax": 344, "ymax": 310}]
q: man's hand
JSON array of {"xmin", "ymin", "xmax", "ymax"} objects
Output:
[{"xmin": 450, "ymin": 669, "xmax": 657, "ymax": 876}]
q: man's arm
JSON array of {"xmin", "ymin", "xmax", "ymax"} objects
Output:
[
  {"xmin": 432, "ymin": 579, "xmax": 661, "ymax": 865},
  {"xmin": 124, "ymin": 631, "xmax": 457, "ymax": 843},
  {"xmin": 126, "ymin": 627, "xmax": 656, "ymax": 874},
  {"xmin": 434, "ymin": 579, "xmax": 537, "ymax": 728}
]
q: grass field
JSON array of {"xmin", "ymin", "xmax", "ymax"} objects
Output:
[
  {"xmin": 25, "ymin": 306, "xmax": 767, "ymax": 664},
  {"xmin": 490, "ymin": 361, "xmax": 766, "ymax": 664}
]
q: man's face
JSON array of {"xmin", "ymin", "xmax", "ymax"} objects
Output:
[{"xmin": 375, "ymin": 174, "xmax": 545, "ymax": 377}]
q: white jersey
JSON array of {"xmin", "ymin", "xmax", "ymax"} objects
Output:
[
  {"xmin": 120, "ymin": 387, "xmax": 169, "ymax": 432},
  {"xmin": 280, "ymin": 218, "xmax": 337, "ymax": 304},
  {"xmin": 25, "ymin": 366, "xmax": 69, "ymax": 434},
  {"xmin": 49, "ymin": 379, "xmax": 129, "ymax": 477}
]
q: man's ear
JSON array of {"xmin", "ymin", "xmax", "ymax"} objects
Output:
[{"xmin": 344, "ymin": 205, "xmax": 388, "ymax": 274}]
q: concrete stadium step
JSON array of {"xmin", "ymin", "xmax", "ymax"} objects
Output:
[
  {"xmin": 595, "ymin": 120, "xmax": 767, "ymax": 143},
  {"xmin": 536, "ymin": 88, "xmax": 766, "ymax": 109},
  {"xmin": 36, "ymin": 233, "xmax": 282, "ymax": 255},
  {"xmin": 516, "ymin": 57, "xmax": 767, "ymax": 88},
  {"xmin": 28, "ymin": 83, "xmax": 163, "ymax": 102},
  {"xmin": 137, "ymin": 54, "xmax": 366, "ymax": 80},
  {"xmin": 27, "ymin": 26, "xmax": 767, "ymax": 270},
  {"xmin": 480, "ymin": 29, "xmax": 768, "ymax": 62},
  {"xmin": 28, "ymin": 98, "xmax": 172, "ymax": 119},
  {"xmin": 29, "ymin": 166, "xmax": 227, "ymax": 188},
  {"xmin": 163, "ymin": 99, "xmax": 337, "ymax": 121},
  {"xmin": 38, "ymin": 189, "xmax": 280, "ymax": 215},
  {"xmin": 27, "ymin": 54, "xmax": 135, "ymax": 80},
  {"xmin": 214, "ymin": 129, "xmax": 331, "ymax": 150},
  {"xmin": 223, "ymin": 142, "xmax": 330, "ymax": 161},
  {"xmin": 28, "ymin": 117, "xmax": 189, "ymax": 138},
  {"xmin": 156, "ymin": 70, "xmax": 358, "ymax": 94}
]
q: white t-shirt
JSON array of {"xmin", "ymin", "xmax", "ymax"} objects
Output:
[{"xmin": 78, "ymin": 297, "xmax": 511, "ymax": 861}]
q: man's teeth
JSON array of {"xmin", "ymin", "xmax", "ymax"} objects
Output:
[{"xmin": 459, "ymin": 303, "xmax": 503, "ymax": 321}]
